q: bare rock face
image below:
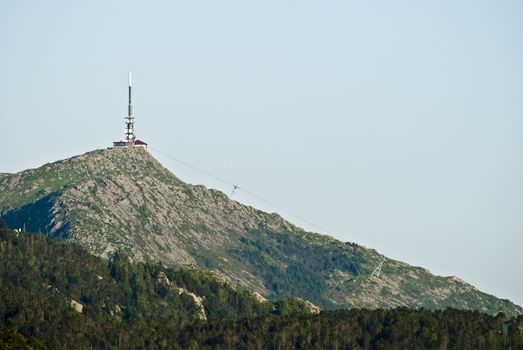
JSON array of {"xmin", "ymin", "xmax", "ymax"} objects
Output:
[
  {"xmin": 0, "ymin": 147, "xmax": 521, "ymax": 317},
  {"xmin": 175, "ymin": 287, "xmax": 207, "ymax": 321},
  {"xmin": 70, "ymin": 299, "xmax": 83, "ymax": 313}
]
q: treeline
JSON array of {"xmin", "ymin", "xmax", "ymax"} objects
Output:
[
  {"xmin": 0, "ymin": 221, "xmax": 273, "ymax": 349},
  {"xmin": 181, "ymin": 308, "xmax": 523, "ymax": 350},
  {"xmin": 1, "ymin": 221, "xmax": 522, "ymax": 349}
]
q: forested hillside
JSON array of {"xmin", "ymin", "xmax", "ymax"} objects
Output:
[
  {"xmin": 0, "ymin": 221, "xmax": 273, "ymax": 348},
  {"xmin": 1, "ymin": 222, "xmax": 523, "ymax": 349},
  {"xmin": 182, "ymin": 308, "xmax": 523, "ymax": 350}
]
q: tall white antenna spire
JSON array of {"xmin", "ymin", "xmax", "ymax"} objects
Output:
[
  {"xmin": 125, "ymin": 70, "xmax": 135, "ymax": 143},
  {"xmin": 112, "ymin": 70, "xmax": 148, "ymax": 150}
]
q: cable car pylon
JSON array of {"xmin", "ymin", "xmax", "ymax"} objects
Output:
[{"xmin": 370, "ymin": 257, "xmax": 386, "ymax": 279}]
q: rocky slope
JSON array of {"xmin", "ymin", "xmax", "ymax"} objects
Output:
[{"xmin": 0, "ymin": 147, "xmax": 521, "ymax": 316}]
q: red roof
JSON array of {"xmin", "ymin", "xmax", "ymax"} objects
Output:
[{"xmin": 134, "ymin": 140, "xmax": 148, "ymax": 145}]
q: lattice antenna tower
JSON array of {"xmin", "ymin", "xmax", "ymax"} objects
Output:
[{"xmin": 125, "ymin": 70, "xmax": 136, "ymax": 143}]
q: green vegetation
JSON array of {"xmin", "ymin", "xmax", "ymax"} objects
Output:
[
  {"xmin": 0, "ymin": 329, "xmax": 48, "ymax": 350},
  {"xmin": 182, "ymin": 308, "xmax": 523, "ymax": 350},
  {"xmin": 1, "ymin": 222, "xmax": 523, "ymax": 349},
  {"xmin": 0, "ymin": 221, "xmax": 272, "ymax": 349},
  {"xmin": 233, "ymin": 227, "xmax": 365, "ymax": 307}
]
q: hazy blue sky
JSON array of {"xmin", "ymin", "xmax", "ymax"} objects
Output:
[{"xmin": 1, "ymin": 1, "xmax": 522, "ymax": 306}]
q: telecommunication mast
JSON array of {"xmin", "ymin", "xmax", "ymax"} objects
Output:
[
  {"xmin": 125, "ymin": 71, "xmax": 136, "ymax": 143},
  {"xmin": 112, "ymin": 71, "xmax": 148, "ymax": 149}
]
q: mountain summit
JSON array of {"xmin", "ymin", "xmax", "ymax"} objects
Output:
[{"xmin": 0, "ymin": 147, "xmax": 520, "ymax": 316}]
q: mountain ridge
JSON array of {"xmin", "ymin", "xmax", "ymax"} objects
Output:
[{"xmin": 0, "ymin": 147, "xmax": 521, "ymax": 316}]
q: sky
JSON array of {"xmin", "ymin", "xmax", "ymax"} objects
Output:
[{"xmin": 1, "ymin": 1, "xmax": 522, "ymax": 307}]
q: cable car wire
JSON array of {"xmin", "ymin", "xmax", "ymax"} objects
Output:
[{"xmin": 150, "ymin": 146, "xmax": 329, "ymax": 234}]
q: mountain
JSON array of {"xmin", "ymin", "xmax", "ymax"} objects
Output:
[{"xmin": 0, "ymin": 147, "xmax": 521, "ymax": 316}]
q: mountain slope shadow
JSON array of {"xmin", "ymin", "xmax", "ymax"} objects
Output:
[{"xmin": 1, "ymin": 192, "xmax": 69, "ymax": 238}]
